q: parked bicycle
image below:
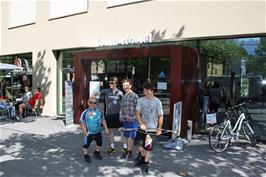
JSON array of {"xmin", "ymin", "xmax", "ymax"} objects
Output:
[
  {"xmin": 228, "ymin": 101, "xmax": 257, "ymax": 135},
  {"xmin": 209, "ymin": 102, "xmax": 256, "ymax": 152}
]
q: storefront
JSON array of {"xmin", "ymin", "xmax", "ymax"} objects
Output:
[
  {"xmin": 74, "ymin": 45, "xmax": 199, "ymax": 137},
  {"xmin": 1, "ymin": 1, "xmax": 265, "ymax": 139}
]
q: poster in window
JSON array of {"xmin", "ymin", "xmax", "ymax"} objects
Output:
[{"xmin": 172, "ymin": 101, "xmax": 182, "ymax": 139}]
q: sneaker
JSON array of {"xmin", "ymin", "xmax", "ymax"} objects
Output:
[
  {"xmin": 135, "ymin": 156, "xmax": 145, "ymax": 167},
  {"xmin": 94, "ymin": 151, "xmax": 102, "ymax": 160},
  {"xmin": 134, "ymin": 153, "xmax": 142, "ymax": 162},
  {"xmin": 84, "ymin": 154, "xmax": 91, "ymax": 163},
  {"xmin": 141, "ymin": 163, "xmax": 149, "ymax": 174},
  {"xmin": 122, "ymin": 147, "xmax": 128, "ymax": 154},
  {"xmin": 107, "ymin": 148, "xmax": 115, "ymax": 155},
  {"xmin": 121, "ymin": 150, "xmax": 133, "ymax": 159},
  {"xmin": 15, "ymin": 115, "xmax": 21, "ymax": 121}
]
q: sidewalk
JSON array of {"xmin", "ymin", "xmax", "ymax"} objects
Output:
[
  {"xmin": 0, "ymin": 117, "xmax": 266, "ymax": 177},
  {"xmin": 252, "ymin": 113, "xmax": 266, "ymax": 141}
]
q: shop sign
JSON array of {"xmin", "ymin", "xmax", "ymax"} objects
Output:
[{"xmin": 95, "ymin": 34, "xmax": 152, "ymax": 47}]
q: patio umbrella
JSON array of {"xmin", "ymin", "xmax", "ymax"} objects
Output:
[{"xmin": 0, "ymin": 63, "xmax": 23, "ymax": 71}]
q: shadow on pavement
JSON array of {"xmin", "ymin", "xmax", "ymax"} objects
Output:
[{"xmin": 0, "ymin": 119, "xmax": 265, "ymax": 177}]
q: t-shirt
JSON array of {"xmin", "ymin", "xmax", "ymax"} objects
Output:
[
  {"xmin": 80, "ymin": 108, "xmax": 104, "ymax": 134},
  {"xmin": 22, "ymin": 91, "xmax": 32, "ymax": 103},
  {"xmin": 136, "ymin": 96, "xmax": 163, "ymax": 131},
  {"xmin": 28, "ymin": 92, "xmax": 42, "ymax": 107},
  {"xmin": 100, "ymin": 88, "xmax": 123, "ymax": 115}
]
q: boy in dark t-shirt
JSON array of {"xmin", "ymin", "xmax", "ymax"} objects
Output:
[{"xmin": 94, "ymin": 77, "xmax": 124, "ymax": 155}]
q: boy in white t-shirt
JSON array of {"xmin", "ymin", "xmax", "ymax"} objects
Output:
[{"xmin": 136, "ymin": 80, "xmax": 164, "ymax": 174}]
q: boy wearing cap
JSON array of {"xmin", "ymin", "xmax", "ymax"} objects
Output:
[{"xmin": 80, "ymin": 97, "xmax": 109, "ymax": 163}]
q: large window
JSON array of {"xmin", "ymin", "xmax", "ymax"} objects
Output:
[
  {"xmin": 107, "ymin": 0, "xmax": 146, "ymax": 8},
  {"xmin": 8, "ymin": 1, "xmax": 36, "ymax": 28},
  {"xmin": 49, "ymin": 0, "xmax": 88, "ymax": 19},
  {"xmin": 197, "ymin": 37, "xmax": 266, "ymax": 119}
]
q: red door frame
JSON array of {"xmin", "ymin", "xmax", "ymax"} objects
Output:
[{"xmin": 74, "ymin": 45, "xmax": 199, "ymax": 137}]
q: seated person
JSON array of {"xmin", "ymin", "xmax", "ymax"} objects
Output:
[
  {"xmin": 15, "ymin": 87, "xmax": 32, "ymax": 111},
  {"xmin": 19, "ymin": 87, "xmax": 43, "ymax": 118}
]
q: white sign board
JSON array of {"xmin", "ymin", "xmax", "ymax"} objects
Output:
[
  {"xmin": 65, "ymin": 81, "xmax": 74, "ymax": 127},
  {"xmin": 206, "ymin": 113, "xmax": 217, "ymax": 124},
  {"xmin": 157, "ymin": 82, "xmax": 167, "ymax": 90},
  {"xmin": 89, "ymin": 81, "xmax": 100, "ymax": 97},
  {"xmin": 172, "ymin": 101, "xmax": 182, "ymax": 139}
]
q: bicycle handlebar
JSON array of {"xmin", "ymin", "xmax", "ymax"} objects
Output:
[
  {"xmin": 228, "ymin": 99, "xmax": 251, "ymax": 110},
  {"xmin": 119, "ymin": 127, "xmax": 177, "ymax": 134}
]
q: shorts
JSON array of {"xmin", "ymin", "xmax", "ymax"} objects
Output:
[
  {"xmin": 123, "ymin": 121, "xmax": 138, "ymax": 139},
  {"xmin": 105, "ymin": 114, "xmax": 122, "ymax": 128},
  {"xmin": 25, "ymin": 103, "xmax": 33, "ymax": 110},
  {"xmin": 82, "ymin": 132, "xmax": 102, "ymax": 149},
  {"xmin": 139, "ymin": 130, "xmax": 155, "ymax": 151}
]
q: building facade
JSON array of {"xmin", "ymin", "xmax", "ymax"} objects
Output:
[{"xmin": 1, "ymin": 1, "xmax": 265, "ymax": 131}]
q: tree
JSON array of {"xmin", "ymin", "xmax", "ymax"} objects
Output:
[
  {"xmin": 246, "ymin": 37, "xmax": 266, "ymax": 78},
  {"xmin": 199, "ymin": 39, "xmax": 247, "ymax": 78},
  {"xmin": 199, "ymin": 39, "xmax": 248, "ymax": 106},
  {"xmin": 200, "ymin": 39, "xmax": 247, "ymax": 63}
]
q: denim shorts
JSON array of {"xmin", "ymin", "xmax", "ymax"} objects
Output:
[{"xmin": 123, "ymin": 121, "xmax": 138, "ymax": 139}]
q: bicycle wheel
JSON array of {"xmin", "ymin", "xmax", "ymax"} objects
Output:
[
  {"xmin": 242, "ymin": 121, "xmax": 256, "ymax": 146},
  {"xmin": 245, "ymin": 115, "xmax": 258, "ymax": 136},
  {"xmin": 209, "ymin": 124, "xmax": 230, "ymax": 152}
]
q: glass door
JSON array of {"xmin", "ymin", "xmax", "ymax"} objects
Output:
[{"xmin": 89, "ymin": 57, "xmax": 171, "ymax": 128}]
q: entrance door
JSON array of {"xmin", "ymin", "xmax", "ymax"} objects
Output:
[
  {"xmin": 74, "ymin": 46, "xmax": 199, "ymax": 137},
  {"xmin": 78, "ymin": 57, "xmax": 171, "ymax": 129}
]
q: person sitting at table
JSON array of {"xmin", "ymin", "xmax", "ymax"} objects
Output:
[
  {"xmin": 19, "ymin": 87, "xmax": 43, "ymax": 118},
  {"xmin": 15, "ymin": 86, "xmax": 32, "ymax": 111}
]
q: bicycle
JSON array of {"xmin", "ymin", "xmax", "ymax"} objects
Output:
[
  {"xmin": 208, "ymin": 102, "xmax": 256, "ymax": 152},
  {"xmin": 228, "ymin": 101, "xmax": 257, "ymax": 135}
]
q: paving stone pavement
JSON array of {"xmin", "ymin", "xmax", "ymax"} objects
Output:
[{"xmin": 0, "ymin": 117, "xmax": 265, "ymax": 177}]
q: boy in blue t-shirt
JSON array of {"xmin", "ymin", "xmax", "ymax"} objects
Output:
[{"xmin": 80, "ymin": 97, "xmax": 109, "ymax": 163}]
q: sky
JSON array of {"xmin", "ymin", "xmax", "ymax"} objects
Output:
[{"xmin": 236, "ymin": 38, "xmax": 260, "ymax": 55}]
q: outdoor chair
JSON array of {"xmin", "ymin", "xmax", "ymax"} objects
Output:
[
  {"xmin": 0, "ymin": 101, "xmax": 11, "ymax": 120},
  {"xmin": 0, "ymin": 108, "xmax": 10, "ymax": 120},
  {"xmin": 23, "ymin": 100, "xmax": 43, "ymax": 119},
  {"xmin": 24, "ymin": 106, "xmax": 37, "ymax": 118}
]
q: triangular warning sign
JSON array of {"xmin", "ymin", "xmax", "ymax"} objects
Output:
[{"xmin": 158, "ymin": 71, "xmax": 166, "ymax": 78}]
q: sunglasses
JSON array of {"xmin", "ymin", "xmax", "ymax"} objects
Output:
[
  {"xmin": 109, "ymin": 82, "xmax": 116, "ymax": 85},
  {"xmin": 89, "ymin": 101, "xmax": 97, "ymax": 104}
]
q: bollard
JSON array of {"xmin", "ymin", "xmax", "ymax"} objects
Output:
[{"xmin": 187, "ymin": 120, "xmax": 192, "ymax": 141}]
